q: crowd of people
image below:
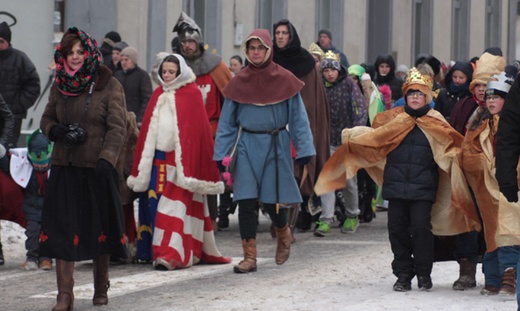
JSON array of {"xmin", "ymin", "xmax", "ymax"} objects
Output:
[{"xmin": 1, "ymin": 11, "xmax": 520, "ymax": 310}]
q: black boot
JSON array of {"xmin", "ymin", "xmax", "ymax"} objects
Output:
[
  {"xmin": 393, "ymin": 275, "xmax": 412, "ymax": 292},
  {"xmin": 417, "ymin": 275, "xmax": 433, "ymax": 290},
  {"xmin": 0, "ymin": 241, "xmax": 4, "ymax": 265},
  {"xmin": 453, "ymin": 258, "xmax": 477, "ymax": 290},
  {"xmin": 218, "ymin": 191, "xmax": 234, "ymax": 229}
]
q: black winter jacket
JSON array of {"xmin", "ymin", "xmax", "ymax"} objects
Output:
[
  {"xmin": 0, "ymin": 94, "xmax": 14, "ymax": 145},
  {"xmin": 382, "ymin": 104, "xmax": 439, "ymax": 202},
  {"xmin": 0, "ymin": 47, "xmax": 40, "ymax": 118},
  {"xmin": 496, "ymin": 78, "xmax": 520, "ymax": 194},
  {"xmin": 114, "ymin": 66, "xmax": 152, "ymax": 125}
]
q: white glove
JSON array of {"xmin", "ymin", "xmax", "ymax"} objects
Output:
[{"xmin": 0, "ymin": 144, "xmax": 5, "ymax": 158}]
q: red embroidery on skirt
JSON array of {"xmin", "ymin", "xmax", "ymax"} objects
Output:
[
  {"xmin": 40, "ymin": 232, "xmax": 48, "ymax": 242},
  {"xmin": 98, "ymin": 232, "xmax": 107, "ymax": 243},
  {"xmin": 73, "ymin": 235, "xmax": 79, "ymax": 246},
  {"xmin": 121, "ymin": 234, "xmax": 128, "ymax": 245}
]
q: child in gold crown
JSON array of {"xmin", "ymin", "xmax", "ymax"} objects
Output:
[{"xmin": 314, "ymin": 67, "xmax": 480, "ymax": 292}]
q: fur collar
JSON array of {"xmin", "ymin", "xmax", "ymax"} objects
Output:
[{"xmin": 127, "ymin": 85, "xmax": 224, "ymax": 195}]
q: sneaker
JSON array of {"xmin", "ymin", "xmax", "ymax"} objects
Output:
[
  {"xmin": 480, "ymin": 285, "xmax": 500, "ymax": 296},
  {"xmin": 341, "ymin": 217, "xmax": 359, "ymax": 234},
  {"xmin": 19, "ymin": 261, "xmax": 38, "ymax": 271},
  {"xmin": 417, "ymin": 275, "xmax": 433, "ymax": 290},
  {"xmin": 393, "ymin": 275, "xmax": 412, "ymax": 292},
  {"xmin": 40, "ymin": 260, "xmax": 52, "ymax": 271},
  {"xmin": 314, "ymin": 221, "xmax": 331, "ymax": 237}
]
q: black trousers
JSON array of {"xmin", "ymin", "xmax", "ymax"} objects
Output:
[
  {"xmin": 387, "ymin": 199, "xmax": 434, "ymax": 278},
  {"xmin": 238, "ymin": 199, "xmax": 287, "ymax": 240}
]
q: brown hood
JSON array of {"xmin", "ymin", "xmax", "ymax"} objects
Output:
[{"xmin": 222, "ymin": 29, "xmax": 303, "ymax": 104}]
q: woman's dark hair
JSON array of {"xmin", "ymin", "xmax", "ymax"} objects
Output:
[
  {"xmin": 230, "ymin": 55, "xmax": 243, "ymax": 65},
  {"xmin": 159, "ymin": 55, "xmax": 181, "ymax": 80},
  {"xmin": 59, "ymin": 33, "xmax": 81, "ymax": 57}
]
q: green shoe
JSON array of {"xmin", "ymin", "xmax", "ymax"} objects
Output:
[
  {"xmin": 314, "ymin": 221, "xmax": 331, "ymax": 237},
  {"xmin": 341, "ymin": 217, "xmax": 359, "ymax": 234}
]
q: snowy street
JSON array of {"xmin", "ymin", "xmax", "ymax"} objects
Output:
[{"xmin": 0, "ymin": 211, "xmax": 516, "ymax": 311}]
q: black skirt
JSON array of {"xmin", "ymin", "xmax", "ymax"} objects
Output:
[{"xmin": 40, "ymin": 164, "xmax": 128, "ymax": 261}]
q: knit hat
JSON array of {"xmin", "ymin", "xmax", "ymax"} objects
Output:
[
  {"xmin": 396, "ymin": 64, "xmax": 409, "ymax": 74},
  {"xmin": 26, "ymin": 129, "xmax": 52, "ymax": 167},
  {"xmin": 318, "ymin": 29, "xmax": 332, "ymax": 39},
  {"xmin": 113, "ymin": 41, "xmax": 128, "ymax": 52},
  {"xmin": 121, "ymin": 47, "xmax": 138, "ymax": 64},
  {"xmin": 469, "ymin": 52, "xmax": 505, "ymax": 94},
  {"xmin": 348, "ymin": 64, "xmax": 365, "ymax": 81},
  {"xmin": 402, "ymin": 67, "xmax": 434, "ymax": 104},
  {"xmin": 415, "ymin": 54, "xmax": 441, "ymax": 76},
  {"xmin": 320, "ymin": 51, "xmax": 341, "ymax": 72},
  {"xmin": 104, "ymin": 31, "xmax": 121, "ymax": 46},
  {"xmin": 484, "ymin": 47, "xmax": 503, "ymax": 56},
  {"xmin": 0, "ymin": 22, "xmax": 11, "ymax": 44},
  {"xmin": 485, "ymin": 71, "xmax": 514, "ymax": 98}
]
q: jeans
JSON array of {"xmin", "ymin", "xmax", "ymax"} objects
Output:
[{"xmin": 319, "ymin": 145, "xmax": 360, "ymax": 223}]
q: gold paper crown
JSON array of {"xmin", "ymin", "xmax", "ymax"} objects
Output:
[
  {"xmin": 322, "ymin": 50, "xmax": 340, "ymax": 62},
  {"xmin": 404, "ymin": 67, "xmax": 433, "ymax": 90},
  {"xmin": 308, "ymin": 42, "xmax": 325, "ymax": 58}
]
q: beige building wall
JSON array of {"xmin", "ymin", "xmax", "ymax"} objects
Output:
[
  {"xmin": 111, "ymin": 0, "xmax": 514, "ymax": 70},
  {"xmin": 166, "ymin": 0, "xmax": 184, "ymax": 52},
  {"xmin": 288, "ymin": 0, "xmax": 316, "ymax": 51},
  {"xmin": 500, "ymin": 1, "xmax": 509, "ymax": 58},
  {"xmin": 344, "ymin": 0, "xmax": 367, "ymax": 65},
  {"xmin": 220, "ymin": 0, "xmax": 256, "ymax": 64},
  {"xmin": 116, "ymin": 0, "xmax": 149, "ymax": 67},
  {"xmin": 432, "ymin": 0, "xmax": 452, "ymax": 65},
  {"xmin": 468, "ymin": 0, "xmax": 486, "ymax": 58},
  {"xmin": 392, "ymin": 0, "xmax": 413, "ymax": 66}
]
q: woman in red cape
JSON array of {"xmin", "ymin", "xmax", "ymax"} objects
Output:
[{"xmin": 128, "ymin": 54, "xmax": 230, "ymax": 270}]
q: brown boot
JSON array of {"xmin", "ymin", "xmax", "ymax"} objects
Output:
[
  {"xmin": 452, "ymin": 258, "xmax": 477, "ymax": 290},
  {"xmin": 286, "ymin": 205, "xmax": 299, "ymax": 243},
  {"xmin": 234, "ymin": 239, "xmax": 257, "ymax": 273},
  {"xmin": 52, "ymin": 259, "xmax": 74, "ymax": 311},
  {"xmin": 93, "ymin": 254, "xmax": 110, "ymax": 305},
  {"xmin": 499, "ymin": 267, "xmax": 516, "ymax": 295},
  {"xmin": 275, "ymin": 225, "xmax": 291, "ymax": 265}
]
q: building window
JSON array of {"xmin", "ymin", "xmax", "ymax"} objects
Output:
[
  {"xmin": 452, "ymin": 0, "xmax": 470, "ymax": 61},
  {"xmin": 256, "ymin": 0, "xmax": 287, "ymax": 30},
  {"xmin": 413, "ymin": 0, "xmax": 433, "ymax": 61},
  {"xmin": 485, "ymin": 0, "xmax": 501, "ymax": 49},
  {"xmin": 315, "ymin": 0, "xmax": 345, "ymax": 50}
]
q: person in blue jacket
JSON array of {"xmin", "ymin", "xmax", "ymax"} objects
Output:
[{"xmin": 214, "ymin": 29, "xmax": 315, "ymax": 274}]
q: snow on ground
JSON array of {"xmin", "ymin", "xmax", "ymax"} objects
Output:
[{"xmin": 1, "ymin": 217, "xmax": 518, "ymax": 311}]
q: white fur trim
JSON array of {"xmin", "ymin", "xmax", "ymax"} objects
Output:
[{"xmin": 127, "ymin": 87, "xmax": 224, "ymax": 195}]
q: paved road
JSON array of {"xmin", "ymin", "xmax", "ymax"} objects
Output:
[{"xmin": 0, "ymin": 211, "xmax": 516, "ymax": 311}]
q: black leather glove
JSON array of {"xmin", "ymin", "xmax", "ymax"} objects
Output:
[
  {"xmin": 295, "ymin": 156, "xmax": 312, "ymax": 166},
  {"xmin": 501, "ymin": 186, "xmax": 519, "ymax": 203},
  {"xmin": 49, "ymin": 124, "xmax": 69, "ymax": 141},
  {"xmin": 216, "ymin": 160, "xmax": 226, "ymax": 173},
  {"xmin": 95, "ymin": 159, "xmax": 113, "ymax": 178}
]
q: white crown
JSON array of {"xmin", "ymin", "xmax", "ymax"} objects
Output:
[{"xmin": 487, "ymin": 71, "xmax": 514, "ymax": 94}]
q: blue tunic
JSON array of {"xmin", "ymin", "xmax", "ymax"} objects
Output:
[{"xmin": 214, "ymin": 93, "xmax": 315, "ymax": 204}]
